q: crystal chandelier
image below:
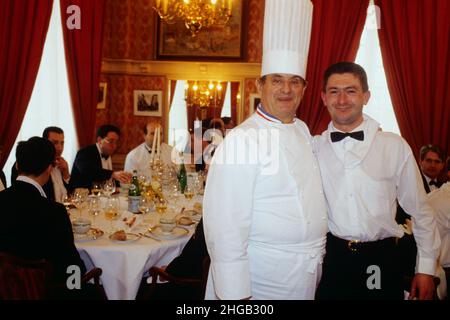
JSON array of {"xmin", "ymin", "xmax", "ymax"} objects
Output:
[{"xmin": 154, "ymin": 0, "xmax": 233, "ymax": 37}]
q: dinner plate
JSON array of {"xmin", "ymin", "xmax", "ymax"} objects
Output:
[
  {"xmin": 147, "ymin": 226, "xmax": 189, "ymax": 240},
  {"xmin": 74, "ymin": 228, "xmax": 104, "ymax": 242},
  {"xmin": 109, "ymin": 232, "xmax": 141, "ymax": 243},
  {"xmin": 184, "ymin": 210, "xmax": 202, "ymax": 222}
]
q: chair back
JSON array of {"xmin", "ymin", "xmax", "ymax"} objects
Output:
[{"xmin": 0, "ymin": 252, "xmax": 52, "ymax": 300}]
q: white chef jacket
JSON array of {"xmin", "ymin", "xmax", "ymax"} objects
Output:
[
  {"xmin": 203, "ymin": 112, "xmax": 328, "ymax": 300},
  {"xmin": 124, "ymin": 142, "xmax": 173, "ymax": 176},
  {"xmin": 314, "ymin": 115, "xmax": 440, "ymax": 276},
  {"xmin": 427, "ymin": 183, "xmax": 450, "ymax": 268}
]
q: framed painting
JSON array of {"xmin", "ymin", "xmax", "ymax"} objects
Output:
[
  {"xmin": 156, "ymin": 0, "xmax": 247, "ymax": 61},
  {"xmin": 249, "ymin": 93, "xmax": 260, "ymax": 114},
  {"xmin": 97, "ymin": 82, "xmax": 107, "ymax": 109},
  {"xmin": 133, "ymin": 90, "xmax": 163, "ymax": 117}
]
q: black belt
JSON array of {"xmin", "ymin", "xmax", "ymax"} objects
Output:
[{"xmin": 327, "ymin": 233, "xmax": 397, "ymax": 253}]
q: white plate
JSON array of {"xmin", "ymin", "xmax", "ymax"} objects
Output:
[
  {"xmin": 74, "ymin": 228, "xmax": 104, "ymax": 242},
  {"xmin": 147, "ymin": 226, "xmax": 189, "ymax": 240},
  {"xmin": 109, "ymin": 232, "xmax": 141, "ymax": 243},
  {"xmin": 184, "ymin": 210, "xmax": 202, "ymax": 222}
]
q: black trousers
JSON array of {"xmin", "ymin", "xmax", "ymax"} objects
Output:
[{"xmin": 316, "ymin": 233, "xmax": 404, "ymax": 300}]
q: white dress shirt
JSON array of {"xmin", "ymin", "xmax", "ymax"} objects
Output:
[
  {"xmin": 96, "ymin": 143, "xmax": 112, "ymax": 170},
  {"xmin": 50, "ymin": 167, "xmax": 67, "ymax": 203},
  {"xmin": 17, "ymin": 176, "xmax": 47, "ymax": 198},
  {"xmin": 423, "ymin": 174, "xmax": 440, "ymax": 192},
  {"xmin": 204, "ymin": 112, "xmax": 328, "ymax": 300},
  {"xmin": 124, "ymin": 142, "xmax": 174, "ymax": 176},
  {"xmin": 314, "ymin": 115, "xmax": 440, "ymax": 276},
  {"xmin": 427, "ymin": 182, "xmax": 450, "ymax": 268}
]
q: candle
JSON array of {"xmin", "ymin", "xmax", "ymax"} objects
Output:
[
  {"xmin": 156, "ymin": 126, "xmax": 161, "ymax": 157},
  {"xmin": 150, "ymin": 125, "xmax": 157, "ymax": 162}
]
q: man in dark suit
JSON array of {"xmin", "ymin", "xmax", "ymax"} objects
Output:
[
  {"xmin": 11, "ymin": 126, "xmax": 70, "ymax": 202},
  {"xmin": 69, "ymin": 124, "xmax": 131, "ymax": 192},
  {"xmin": 419, "ymin": 144, "xmax": 445, "ymax": 192},
  {"xmin": 396, "ymin": 144, "xmax": 446, "ymax": 283},
  {"xmin": 0, "ymin": 137, "xmax": 85, "ymax": 283}
]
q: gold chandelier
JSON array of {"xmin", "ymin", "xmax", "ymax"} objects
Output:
[
  {"xmin": 154, "ymin": 0, "xmax": 233, "ymax": 37},
  {"xmin": 185, "ymin": 81, "xmax": 224, "ymax": 108}
]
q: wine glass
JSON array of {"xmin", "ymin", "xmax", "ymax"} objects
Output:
[
  {"xmin": 88, "ymin": 196, "xmax": 101, "ymax": 227},
  {"xmin": 91, "ymin": 182, "xmax": 102, "ymax": 197},
  {"xmin": 103, "ymin": 179, "xmax": 116, "ymax": 198},
  {"xmin": 73, "ymin": 188, "xmax": 88, "ymax": 219},
  {"xmin": 104, "ymin": 197, "xmax": 119, "ymax": 233},
  {"xmin": 184, "ymin": 184, "xmax": 195, "ymax": 202},
  {"xmin": 155, "ymin": 197, "xmax": 168, "ymax": 215},
  {"xmin": 61, "ymin": 194, "xmax": 72, "ymax": 212}
]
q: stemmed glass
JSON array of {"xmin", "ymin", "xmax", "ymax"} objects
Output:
[
  {"xmin": 91, "ymin": 182, "xmax": 102, "ymax": 197},
  {"xmin": 103, "ymin": 179, "xmax": 116, "ymax": 198},
  {"xmin": 104, "ymin": 197, "xmax": 119, "ymax": 233},
  {"xmin": 155, "ymin": 197, "xmax": 168, "ymax": 215},
  {"xmin": 73, "ymin": 188, "xmax": 88, "ymax": 219},
  {"xmin": 88, "ymin": 196, "xmax": 101, "ymax": 227}
]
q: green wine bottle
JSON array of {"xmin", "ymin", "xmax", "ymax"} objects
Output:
[
  {"xmin": 178, "ymin": 155, "xmax": 187, "ymax": 194},
  {"xmin": 128, "ymin": 170, "xmax": 141, "ymax": 213}
]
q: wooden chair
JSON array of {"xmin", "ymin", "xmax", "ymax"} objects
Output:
[
  {"xmin": 137, "ymin": 256, "xmax": 210, "ymax": 300},
  {"xmin": 0, "ymin": 252, "xmax": 107, "ymax": 300},
  {"xmin": 0, "ymin": 252, "xmax": 51, "ymax": 299}
]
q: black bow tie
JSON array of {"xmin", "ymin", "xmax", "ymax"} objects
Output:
[
  {"xmin": 429, "ymin": 180, "xmax": 438, "ymax": 186},
  {"xmin": 330, "ymin": 131, "xmax": 364, "ymax": 143},
  {"xmin": 101, "ymin": 154, "xmax": 109, "ymax": 160}
]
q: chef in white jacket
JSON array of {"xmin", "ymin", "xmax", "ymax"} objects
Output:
[{"xmin": 203, "ymin": 0, "xmax": 328, "ymax": 300}]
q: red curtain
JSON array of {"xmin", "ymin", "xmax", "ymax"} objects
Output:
[
  {"xmin": 60, "ymin": 0, "xmax": 106, "ymax": 148},
  {"xmin": 0, "ymin": 0, "xmax": 53, "ymax": 169},
  {"xmin": 376, "ymin": 0, "xmax": 450, "ymax": 157},
  {"xmin": 298, "ymin": 0, "xmax": 370, "ymax": 134}
]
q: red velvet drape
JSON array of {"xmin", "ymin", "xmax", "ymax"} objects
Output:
[
  {"xmin": 60, "ymin": 0, "xmax": 106, "ymax": 147},
  {"xmin": 376, "ymin": 0, "xmax": 450, "ymax": 156},
  {"xmin": 298, "ymin": 0, "xmax": 370, "ymax": 134},
  {"xmin": 0, "ymin": 0, "xmax": 53, "ymax": 169}
]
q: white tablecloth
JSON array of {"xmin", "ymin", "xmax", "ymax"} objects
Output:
[{"xmin": 74, "ymin": 194, "xmax": 200, "ymax": 300}]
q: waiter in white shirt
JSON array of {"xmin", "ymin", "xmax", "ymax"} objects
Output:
[
  {"xmin": 203, "ymin": 0, "xmax": 328, "ymax": 300},
  {"xmin": 124, "ymin": 122, "xmax": 173, "ymax": 177},
  {"xmin": 314, "ymin": 62, "xmax": 440, "ymax": 300}
]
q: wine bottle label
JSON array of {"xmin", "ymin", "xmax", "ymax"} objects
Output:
[{"xmin": 128, "ymin": 196, "xmax": 141, "ymax": 214}]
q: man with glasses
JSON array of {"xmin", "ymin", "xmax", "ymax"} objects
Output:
[{"xmin": 69, "ymin": 124, "xmax": 131, "ymax": 192}]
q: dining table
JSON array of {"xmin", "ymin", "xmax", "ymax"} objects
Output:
[{"xmin": 72, "ymin": 192, "xmax": 202, "ymax": 300}]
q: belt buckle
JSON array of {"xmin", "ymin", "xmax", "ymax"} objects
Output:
[{"xmin": 347, "ymin": 240, "xmax": 361, "ymax": 252}]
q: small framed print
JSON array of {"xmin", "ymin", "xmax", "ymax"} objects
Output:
[
  {"xmin": 249, "ymin": 93, "xmax": 261, "ymax": 114},
  {"xmin": 133, "ymin": 90, "xmax": 163, "ymax": 117},
  {"xmin": 97, "ymin": 82, "xmax": 107, "ymax": 109}
]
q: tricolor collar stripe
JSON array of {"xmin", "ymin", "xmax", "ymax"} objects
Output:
[{"xmin": 256, "ymin": 105, "xmax": 282, "ymax": 124}]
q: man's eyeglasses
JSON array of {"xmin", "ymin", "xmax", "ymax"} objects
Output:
[{"xmin": 103, "ymin": 138, "xmax": 118, "ymax": 145}]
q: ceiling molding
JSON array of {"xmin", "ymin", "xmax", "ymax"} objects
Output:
[{"xmin": 101, "ymin": 59, "xmax": 262, "ymax": 80}]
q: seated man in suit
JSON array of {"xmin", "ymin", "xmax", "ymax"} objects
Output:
[
  {"xmin": 11, "ymin": 126, "xmax": 70, "ymax": 202},
  {"xmin": 419, "ymin": 144, "xmax": 445, "ymax": 192},
  {"xmin": 0, "ymin": 137, "xmax": 86, "ymax": 284},
  {"xmin": 69, "ymin": 124, "xmax": 131, "ymax": 192}
]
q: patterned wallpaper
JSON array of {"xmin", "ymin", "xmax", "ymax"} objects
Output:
[
  {"xmin": 99, "ymin": 0, "xmax": 265, "ymax": 157},
  {"xmin": 96, "ymin": 74, "xmax": 166, "ymax": 154}
]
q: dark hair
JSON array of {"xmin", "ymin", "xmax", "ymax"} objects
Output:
[
  {"xmin": 420, "ymin": 144, "xmax": 444, "ymax": 162},
  {"xmin": 96, "ymin": 124, "xmax": 120, "ymax": 139},
  {"xmin": 42, "ymin": 126, "xmax": 64, "ymax": 139},
  {"xmin": 323, "ymin": 61, "xmax": 369, "ymax": 92},
  {"xmin": 143, "ymin": 123, "xmax": 153, "ymax": 135},
  {"xmin": 221, "ymin": 117, "xmax": 232, "ymax": 125},
  {"xmin": 16, "ymin": 137, "xmax": 55, "ymax": 176}
]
